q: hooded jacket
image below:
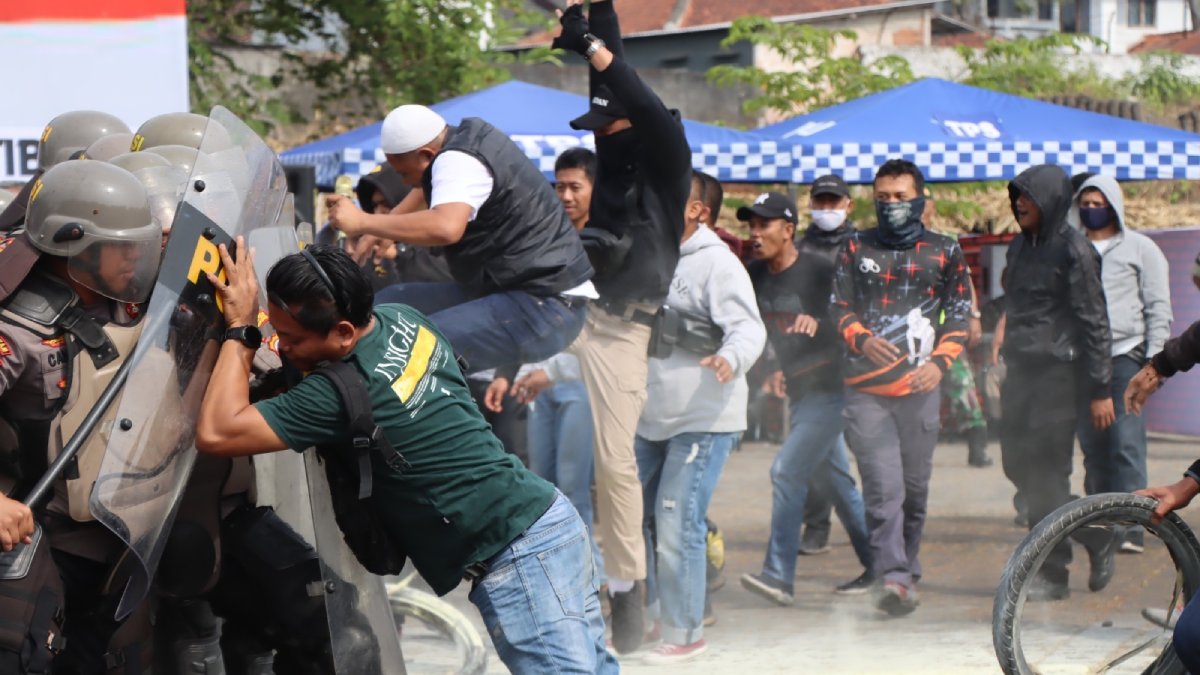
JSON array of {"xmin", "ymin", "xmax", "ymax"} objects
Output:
[
  {"xmin": 1069, "ymin": 175, "xmax": 1172, "ymax": 360},
  {"xmin": 1002, "ymin": 164, "xmax": 1112, "ymax": 399},
  {"xmin": 637, "ymin": 226, "xmax": 765, "ymax": 441}
]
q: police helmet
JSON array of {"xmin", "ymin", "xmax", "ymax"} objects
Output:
[
  {"xmin": 144, "ymin": 144, "xmax": 201, "ymax": 175},
  {"xmin": 109, "ymin": 151, "xmax": 171, "ymax": 174},
  {"xmin": 81, "ymin": 133, "xmax": 136, "ymax": 162},
  {"xmin": 132, "ymin": 112, "xmax": 233, "ymax": 153},
  {"xmin": 38, "ymin": 111, "xmax": 132, "ymax": 172},
  {"xmin": 25, "ymin": 162, "xmax": 162, "ymax": 302}
]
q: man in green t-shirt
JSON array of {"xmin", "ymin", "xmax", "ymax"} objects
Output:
[{"xmin": 195, "ymin": 243, "xmax": 616, "ymax": 673}]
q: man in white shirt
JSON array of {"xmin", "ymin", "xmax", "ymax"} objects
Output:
[{"xmin": 326, "ymin": 105, "xmax": 595, "ymax": 372}]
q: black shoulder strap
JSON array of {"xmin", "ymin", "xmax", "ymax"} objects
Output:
[{"xmin": 311, "ymin": 361, "xmax": 410, "ymax": 501}]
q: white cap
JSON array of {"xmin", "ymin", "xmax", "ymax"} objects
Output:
[{"xmin": 380, "ymin": 105, "xmax": 447, "ymax": 155}]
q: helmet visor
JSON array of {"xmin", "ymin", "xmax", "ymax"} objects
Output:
[{"xmin": 67, "ymin": 228, "xmax": 161, "ymax": 303}]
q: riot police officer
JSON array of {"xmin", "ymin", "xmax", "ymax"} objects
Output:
[{"xmin": 0, "ymin": 159, "xmax": 161, "ymax": 674}]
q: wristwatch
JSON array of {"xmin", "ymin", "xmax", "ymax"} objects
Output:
[
  {"xmin": 582, "ymin": 33, "xmax": 606, "ymax": 61},
  {"xmin": 223, "ymin": 325, "xmax": 263, "ymax": 350}
]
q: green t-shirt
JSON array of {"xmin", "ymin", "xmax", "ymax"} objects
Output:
[{"xmin": 255, "ymin": 304, "xmax": 555, "ymax": 595}]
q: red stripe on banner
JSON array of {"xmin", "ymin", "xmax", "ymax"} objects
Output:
[{"xmin": 0, "ymin": 0, "xmax": 184, "ymax": 22}]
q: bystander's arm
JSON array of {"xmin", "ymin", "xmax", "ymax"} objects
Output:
[
  {"xmin": 332, "ymin": 200, "xmax": 471, "ymax": 247},
  {"xmin": 1068, "ymin": 242, "xmax": 1115, "ymax": 428}
]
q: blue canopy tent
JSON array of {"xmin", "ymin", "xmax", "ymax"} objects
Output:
[
  {"xmin": 756, "ymin": 78, "xmax": 1200, "ymax": 184},
  {"xmin": 281, "ymin": 79, "xmax": 792, "ymax": 187}
]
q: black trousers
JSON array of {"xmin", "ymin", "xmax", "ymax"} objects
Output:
[{"xmin": 1000, "ymin": 361, "xmax": 1079, "ymax": 580}]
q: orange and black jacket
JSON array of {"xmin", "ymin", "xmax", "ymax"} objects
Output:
[{"xmin": 832, "ymin": 227, "xmax": 972, "ymax": 397}]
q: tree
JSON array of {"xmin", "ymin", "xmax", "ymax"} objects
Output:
[
  {"xmin": 707, "ymin": 17, "xmax": 914, "ymax": 118},
  {"xmin": 188, "ymin": 0, "xmax": 556, "ymax": 135},
  {"xmin": 956, "ymin": 32, "xmax": 1118, "ymax": 99}
]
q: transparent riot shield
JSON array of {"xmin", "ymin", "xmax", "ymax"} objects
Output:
[{"xmin": 88, "ymin": 106, "xmax": 295, "ymax": 619}]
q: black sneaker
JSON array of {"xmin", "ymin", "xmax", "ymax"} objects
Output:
[
  {"xmin": 609, "ymin": 582, "xmax": 646, "ymax": 654},
  {"xmin": 798, "ymin": 527, "xmax": 831, "ymax": 555},
  {"xmin": 1073, "ymin": 526, "xmax": 1117, "ymax": 592},
  {"xmin": 739, "ymin": 573, "xmax": 795, "ymax": 606},
  {"xmin": 834, "ymin": 571, "xmax": 877, "ymax": 595}
]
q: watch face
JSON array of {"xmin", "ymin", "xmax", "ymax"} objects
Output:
[{"xmin": 243, "ymin": 325, "xmax": 263, "ymax": 348}]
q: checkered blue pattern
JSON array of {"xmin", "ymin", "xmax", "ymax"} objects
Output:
[
  {"xmin": 793, "ymin": 140, "xmax": 1200, "ymax": 184},
  {"xmin": 280, "ymin": 138, "xmax": 795, "ymax": 187}
]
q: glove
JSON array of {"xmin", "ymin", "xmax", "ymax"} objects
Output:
[{"xmin": 552, "ymin": 3, "xmax": 592, "ymax": 56}]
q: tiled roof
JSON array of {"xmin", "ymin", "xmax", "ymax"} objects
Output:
[{"xmin": 1130, "ymin": 30, "xmax": 1200, "ymax": 55}]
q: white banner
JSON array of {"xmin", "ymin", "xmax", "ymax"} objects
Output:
[{"xmin": 0, "ymin": 128, "xmax": 43, "ymax": 183}]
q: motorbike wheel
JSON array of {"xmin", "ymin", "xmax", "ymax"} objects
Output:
[{"xmin": 993, "ymin": 493, "xmax": 1200, "ymax": 675}]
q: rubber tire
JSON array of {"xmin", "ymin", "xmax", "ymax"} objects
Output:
[
  {"xmin": 993, "ymin": 493, "xmax": 1200, "ymax": 675},
  {"xmin": 389, "ymin": 586, "xmax": 489, "ymax": 675}
]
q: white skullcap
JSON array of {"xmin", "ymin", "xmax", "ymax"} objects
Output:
[{"xmin": 379, "ymin": 105, "xmax": 446, "ymax": 155}]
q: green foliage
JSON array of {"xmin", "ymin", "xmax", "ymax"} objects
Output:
[
  {"xmin": 1125, "ymin": 51, "xmax": 1200, "ymax": 107},
  {"xmin": 188, "ymin": 0, "xmax": 557, "ymax": 134},
  {"xmin": 707, "ymin": 17, "xmax": 913, "ymax": 116},
  {"xmin": 957, "ymin": 33, "xmax": 1119, "ymax": 99}
]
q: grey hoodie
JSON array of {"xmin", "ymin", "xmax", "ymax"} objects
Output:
[
  {"xmin": 1070, "ymin": 174, "xmax": 1172, "ymax": 358},
  {"xmin": 637, "ymin": 226, "xmax": 766, "ymax": 442}
]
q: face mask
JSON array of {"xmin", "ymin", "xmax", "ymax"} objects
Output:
[
  {"xmin": 811, "ymin": 209, "xmax": 847, "ymax": 232},
  {"xmin": 1079, "ymin": 206, "xmax": 1112, "ymax": 231},
  {"xmin": 594, "ymin": 127, "xmax": 638, "ymax": 168},
  {"xmin": 875, "ymin": 196, "xmax": 925, "ymax": 249}
]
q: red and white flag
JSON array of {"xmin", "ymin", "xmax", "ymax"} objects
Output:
[{"xmin": 0, "ymin": 0, "xmax": 189, "ymax": 181}]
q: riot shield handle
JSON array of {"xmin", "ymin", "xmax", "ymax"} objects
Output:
[{"xmin": 22, "ymin": 351, "xmax": 136, "ymax": 509}]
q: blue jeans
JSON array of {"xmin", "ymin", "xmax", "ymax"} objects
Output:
[
  {"xmin": 1078, "ymin": 354, "xmax": 1148, "ymax": 495},
  {"xmin": 375, "ymin": 282, "xmax": 586, "ymax": 374},
  {"xmin": 762, "ymin": 392, "xmax": 872, "ymax": 586},
  {"xmin": 528, "ymin": 380, "xmax": 605, "ymax": 581},
  {"xmin": 636, "ymin": 431, "xmax": 737, "ymax": 646},
  {"xmin": 468, "ymin": 492, "xmax": 617, "ymax": 674},
  {"xmin": 1175, "ymin": 591, "xmax": 1200, "ymax": 671}
]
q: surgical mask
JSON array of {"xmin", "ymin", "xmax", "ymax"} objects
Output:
[
  {"xmin": 1079, "ymin": 206, "xmax": 1112, "ymax": 231},
  {"xmin": 875, "ymin": 196, "xmax": 925, "ymax": 249},
  {"xmin": 811, "ymin": 209, "xmax": 847, "ymax": 232}
]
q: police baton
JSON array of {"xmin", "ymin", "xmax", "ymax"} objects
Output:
[{"xmin": 22, "ymin": 352, "xmax": 137, "ymax": 509}]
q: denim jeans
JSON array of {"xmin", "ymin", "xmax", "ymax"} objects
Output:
[
  {"xmin": 1175, "ymin": 590, "xmax": 1200, "ymax": 672},
  {"xmin": 528, "ymin": 380, "xmax": 605, "ymax": 582},
  {"xmin": 761, "ymin": 392, "xmax": 872, "ymax": 586},
  {"xmin": 635, "ymin": 431, "xmax": 737, "ymax": 646},
  {"xmin": 1078, "ymin": 354, "xmax": 1148, "ymax": 495},
  {"xmin": 468, "ymin": 492, "xmax": 618, "ymax": 674},
  {"xmin": 375, "ymin": 282, "xmax": 586, "ymax": 374}
]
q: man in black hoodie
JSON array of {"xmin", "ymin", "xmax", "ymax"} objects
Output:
[
  {"xmin": 1000, "ymin": 164, "xmax": 1114, "ymax": 601},
  {"xmin": 552, "ymin": 0, "xmax": 692, "ymax": 653}
]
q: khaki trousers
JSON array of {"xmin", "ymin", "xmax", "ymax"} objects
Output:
[{"xmin": 570, "ymin": 305, "xmax": 652, "ymax": 581}]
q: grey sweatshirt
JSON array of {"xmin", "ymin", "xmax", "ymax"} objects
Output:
[
  {"xmin": 1070, "ymin": 174, "xmax": 1172, "ymax": 359},
  {"xmin": 637, "ymin": 226, "xmax": 766, "ymax": 441}
]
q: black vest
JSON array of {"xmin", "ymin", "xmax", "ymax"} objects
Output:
[{"xmin": 421, "ymin": 119, "xmax": 593, "ymax": 296}]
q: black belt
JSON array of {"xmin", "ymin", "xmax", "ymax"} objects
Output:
[
  {"xmin": 595, "ymin": 299, "xmax": 657, "ymax": 327},
  {"xmin": 463, "ymin": 561, "xmax": 489, "ymax": 585}
]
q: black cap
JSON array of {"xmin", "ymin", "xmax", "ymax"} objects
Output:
[
  {"xmin": 570, "ymin": 85, "xmax": 630, "ymax": 131},
  {"xmin": 736, "ymin": 192, "xmax": 798, "ymax": 224},
  {"xmin": 811, "ymin": 174, "xmax": 849, "ymax": 199}
]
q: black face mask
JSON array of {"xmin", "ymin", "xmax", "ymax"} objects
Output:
[
  {"xmin": 594, "ymin": 127, "xmax": 638, "ymax": 169},
  {"xmin": 875, "ymin": 196, "xmax": 926, "ymax": 250}
]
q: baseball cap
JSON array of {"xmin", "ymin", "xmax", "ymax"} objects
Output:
[
  {"xmin": 811, "ymin": 174, "xmax": 849, "ymax": 199},
  {"xmin": 380, "ymin": 105, "xmax": 447, "ymax": 155},
  {"xmin": 570, "ymin": 85, "xmax": 630, "ymax": 131},
  {"xmin": 736, "ymin": 192, "xmax": 798, "ymax": 224}
]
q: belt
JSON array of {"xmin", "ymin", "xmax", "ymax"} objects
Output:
[
  {"xmin": 595, "ymin": 299, "xmax": 657, "ymax": 327},
  {"xmin": 463, "ymin": 560, "xmax": 489, "ymax": 585},
  {"xmin": 555, "ymin": 293, "xmax": 590, "ymax": 309}
]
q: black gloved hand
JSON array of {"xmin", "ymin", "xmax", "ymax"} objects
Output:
[{"xmin": 552, "ymin": 3, "xmax": 592, "ymax": 56}]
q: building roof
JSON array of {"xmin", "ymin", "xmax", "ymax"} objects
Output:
[
  {"xmin": 1130, "ymin": 30, "xmax": 1200, "ymax": 56},
  {"xmin": 515, "ymin": 0, "xmax": 940, "ymax": 46}
]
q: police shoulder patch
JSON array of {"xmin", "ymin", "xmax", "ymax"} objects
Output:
[{"xmin": 0, "ymin": 336, "xmax": 11, "ymax": 359}]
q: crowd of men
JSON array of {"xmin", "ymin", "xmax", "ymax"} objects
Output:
[{"xmin": 6, "ymin": 0, "xmax": 1200, "ymax": 672}]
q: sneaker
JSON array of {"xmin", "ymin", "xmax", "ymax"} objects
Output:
[
  {"xmin": 642, "ymin": 640, "xmax": 708, "ymax": 665},
  {"xmin": 609, "ymin": 582, "xmax": 646, "ymax": 654},
  {"xmin": 1142, "ymin": 605, "xmax": 1182, "ymax": 630},
  {"xmin": 739, "ymin": 573, "xmax": 795, "ymax": 606},
  {"xmin": 1120, "ymin": 540, "xmax": 1145, "ymax": 554},
  {"xmin": 876, "ymin": 581, "xmax": 919, "ymax": 616},
  {"xmin": 834, "ymin": 571, "xmax": 877, "ymax": 595},
  {"xmin": 798, "ymin": 528, "xmax": 831, "ymax": 555}
]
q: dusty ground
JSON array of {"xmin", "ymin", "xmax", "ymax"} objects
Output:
[{"xmin": 405, "ymin": 436, "xmax": 1200, "ymax": 674}]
